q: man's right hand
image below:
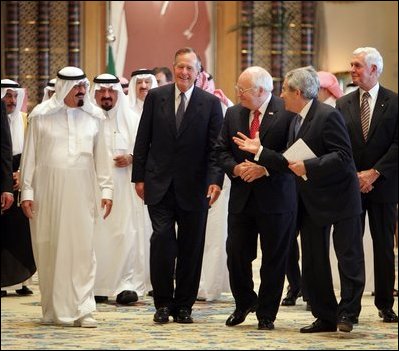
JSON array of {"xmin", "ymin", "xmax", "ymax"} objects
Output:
[
  {"xmin": 1, "ymin": 192, "xmax": 14, "ymax": 211},
  {"xmin": 21, "ymin": 200, "xmax": 35, "ymax": 219},
  {"xmin": 135, "ymin": 182, "xmax": 145, "ymax": 200}
]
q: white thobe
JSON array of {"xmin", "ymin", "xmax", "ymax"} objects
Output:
[
  {"xmin": 93, "ymin": 107, "xmax": 141, "ymax": 297},
  {"xmin": 20, "ymin": 107, "xmax": 113, "ymax": 324},
  {"xmin": 130, "ymin": 104, "xmax": 152, "ymax": 296}
]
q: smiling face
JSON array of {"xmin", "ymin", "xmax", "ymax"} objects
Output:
[
  {"xmin": 173, "ymin": 52, "xmax": 200, "ymax": 93},
  {"xmin": 350, "ymin": 53, "xmax": 378, "ymax": 91}
]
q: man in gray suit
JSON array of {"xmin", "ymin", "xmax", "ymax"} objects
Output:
[
  {"xmin": 132, "ymin": 47, "xmax": 224, "ymax": 324},
  {"xmin": 336, "ymin": 47, "xmax": 398, "ymax": 323}
]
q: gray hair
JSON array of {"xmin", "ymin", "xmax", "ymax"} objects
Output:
[
  {"xmin": 285, "ymin": 66, "xmax": 319, "ymax": 99},
  {"xmin": 243, "ymin": 66, "xmax": 273, "ymax": 92},
  {"xmin": 353, "ymin": 47, "xmax": 383, "ymax": 77}
]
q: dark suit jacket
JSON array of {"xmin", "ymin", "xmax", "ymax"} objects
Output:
[
  {"xmin": 131, "ymin": 84, "xmax": 224, "ymax": 211},
  {"xmin": 292, "ymin": 100, "xmax": 361, "ymax": 226},
  {"xmin": 1, "ymin": 101, "xmax": 13, "ymax": 194},
  {"xmin": 217, "ymin": 96, "xmax": 296, "ymax": 214},
  {"xmin": 336, "ymin": 86, "xmax": 398, "ymax": 203}
]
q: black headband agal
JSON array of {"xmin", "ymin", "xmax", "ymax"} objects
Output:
[
  {"xmin": 1, "ymin": 83, "xmax": 20, "ymax": 88},
  {"xmin": 57, "ymin": 72, "xmax": 86, "ymax": 80},
  {"xmin": 93, "ymin": 76, "xmax": 120, "ymax": 84},
  {"xmin": 47, "ymin": 82, "xmax": 55, "ymax": 87},
  {"xmin": 131, "ymin": 69, "xmax": 154, "ymax": 77},
  {"xmin": 121, "ymin": 83, "xmax": 129, "ymax": 88}
]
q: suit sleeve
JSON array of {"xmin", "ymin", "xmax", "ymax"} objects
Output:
[{"xmin": 131, "ymin": 92, "xmax": 154, "ymax": 183}]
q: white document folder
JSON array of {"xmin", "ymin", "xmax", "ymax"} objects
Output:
[{"xmin": 283, "ymin": 138, "xmax": 316, "ymax": 180}]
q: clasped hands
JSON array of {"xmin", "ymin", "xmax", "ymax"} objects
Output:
[
  {"xmin": 358, "ymin": 169, "xmax": 379, "ymax": 193},
  {"xmin": 233, "ymin": 131, "xmax": 306, "ymax": 178}
]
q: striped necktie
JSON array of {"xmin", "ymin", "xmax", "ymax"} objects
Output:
[{"xmin": 360, "ymin": 91, "xmax": 370, "ymax": 140}]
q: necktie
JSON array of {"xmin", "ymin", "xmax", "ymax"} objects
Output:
[
  {"xmin": 176, "ymin": 92, "xmax": 186, "ymax": 130},
  {"xmin": 249, "ymin": 110, "xmax": 261, "ymax": 138},
  {"xmin": 294, "ymin": 114, "xmax": 302, "ymax": 139},
  {"xmin": 360, "ymin": 91, "xmax": 370, "ymax": 140}
]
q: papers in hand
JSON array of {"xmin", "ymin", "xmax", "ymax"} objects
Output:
[{"xmin": 283, "ymin": 138, "xmax": 316, "ymax": 181}]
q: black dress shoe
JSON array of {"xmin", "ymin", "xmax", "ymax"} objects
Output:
[
  {"xmin": 173, "ymin": 308, "xmax": 193, "ymax": 324},
  {"xmin": 116, "ymin": 290, "xmax": 138, "ymax": 305},
  {"xmin": 226, "ymin": 305, "xmax": 256, "ymax": 326},
  {"xmin": 300, "ymin": 319, "xmax": 337, "ymax": 333},
  {"xmin": 95, "ymin": 295, "xmax": 109, "ymax": 303},
  {"xmin": 153, "ymin": 307, "xmax": 171, "ymax": 324},
  {"xmin": 1, "ymin": 290, "xmax": 7, "ymax": 297},
  {"xmin": 378, "ymin": 309, "xmax": 398, "ymax": 323},
  {"xmin": 281, "ymin": 287, "xmax": 301, "ymax": 306},
  {"xmin": 258, "ymin": 318, "xmax": 274, "ymax": 330},
  {"xmin": 15, "ymin": 286, "xmax": 33, "ymax": 295},
  {"xmin": 337, "ymin": 315, "xmax": 353, "ymax": 332}
]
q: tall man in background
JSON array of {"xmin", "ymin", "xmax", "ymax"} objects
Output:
[{"xmin": 336, "ymin": 47, "xmax": 398, "ymax": 323}]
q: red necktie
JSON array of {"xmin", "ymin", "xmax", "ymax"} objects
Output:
[{"xmin": 250, "ymin": 110, "xmax": 261, "ymax": 139}]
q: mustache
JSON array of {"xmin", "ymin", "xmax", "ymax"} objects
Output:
[
  {"xmin": 101, "ymin": 97, "xmax": 113, "ymax": 102},
  {"xmin": 75, "ymin": 93, "xmax": 85, "ymax": 98}
]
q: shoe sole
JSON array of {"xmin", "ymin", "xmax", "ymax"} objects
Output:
[{"xmin": 337, "ymin": 323, "xmax": 353, "ymax": 332}]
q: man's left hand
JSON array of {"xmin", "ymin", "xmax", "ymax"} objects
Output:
[
  {"xmin": 207, "ymin": 184, "xmax": 221, "ymax": 206},
  {"xmin": 101, "ymin": 199, "xmax": 113, "ymax": 219}
]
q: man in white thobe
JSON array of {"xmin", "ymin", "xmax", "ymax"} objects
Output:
[
  {"xmin": 20, "ymin": 66, "xmax": 113, "ymax": 328},
  {"xmin": 127, "ymin": 69, "xmax": 158, "ymax": 296},
  {"xmin": 91, "ymin": 73, "xmax": 139, "ymax": 304}
]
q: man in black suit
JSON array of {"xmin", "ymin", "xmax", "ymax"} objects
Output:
[
  {"xmin": 131, "ymin": 47, "xmax": 224, "ymax": 324},
  {"xmin": 218, "ymin": 66, "xmax": 297, "ymax": 331},
  {"xmin": 281, "ymin": 66, "xmax": 365, "ymax": 333},
  {"xmin": 0, "ymin": 100, "xmax": 14, "ymax": 213},
  {"xmin": 336, "ymin": 47, "xmax": 398, "ymax": 323}
]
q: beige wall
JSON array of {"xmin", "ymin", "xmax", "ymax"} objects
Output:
[{"xmin": 317, "ymin": 1, "xmax": 398, "ymax": 92}]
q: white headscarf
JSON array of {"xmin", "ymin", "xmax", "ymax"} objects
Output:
[
  {"xmin": 30, "ymin": 66, "xmax": 103, "ymax": 119},
  {"xmin": 1, "ymin": 79, "xmax": 26, "ymax": 155},
  {"xmin": 91, "ymin": 73, "xmax": 138, "ymax": 152},
  {"xmin": 41, "ymin": 78, "xmax": 56, "ymax": 102},
  {"xmin": 127, "ymin": 69, "xmax": 158, "ymax": 110}
]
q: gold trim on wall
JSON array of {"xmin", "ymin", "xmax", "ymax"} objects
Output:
[{"xmin": 82, "ymin": 2, "xmax": 105, "ymax": 82}]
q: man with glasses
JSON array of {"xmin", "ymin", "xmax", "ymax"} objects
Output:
[{"xmin": 217, "ymin": 66, "xmax": 297, "ymax": 330}]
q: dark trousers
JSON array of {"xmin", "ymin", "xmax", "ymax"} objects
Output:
[
  {"xmin": 301, "ymin": 213, "xmax": 365, "ymax": 325},
  {"xmin": 148, "ymin": 185, "xmax": 208, "ymax": 312},
  {"xmin": 227, "ymin": 194, "xmax": 296, "ymax": 321},
  {"xmin": 361, "ymin": 198, "xmax": 396, "ymax": 311}
]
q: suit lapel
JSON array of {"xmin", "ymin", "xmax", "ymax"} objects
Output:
[
  {"xmin": 296, "ymin": 99, "xmax": 316, "ymax": 140},
  {"xmin": 258, "ymin": 96, "xmax": 278, "ymax": 141},
  {"xmin": 161, "ymin": 84, "xmax": 178, "ymax": 136},
  {"xmin": 177, "ymin": 86, "xmax": 202, "ymax": 136},
  {"xmin": 367, "ymin": 87, "xmax": 389, "ymax": 141},
  {"xmin": 346, "ymin": 90, "xmax": 364, "ymax": 142},
  {"xmin": 239, "ymin": 106, "xmax": 250, "ymax": 137}
]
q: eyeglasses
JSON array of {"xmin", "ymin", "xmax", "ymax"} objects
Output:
[{"xmin": 235, "ymin": 85, "xmax": 254, "ymax": 95}]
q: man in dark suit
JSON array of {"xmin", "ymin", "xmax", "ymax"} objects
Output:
[
  {"xmin": 218, "ymin": 66, "xmax": 297, "ymax": 331},
  {"xmin": 131, "ymin": 47, "xmax": 224, "ymax": 324},
  {"xmin": 280, "ymin": 66, "xmax": 365, "ymax": 333},
  {"xmin": 0, "ymin": 100, "xmax": 14, "ymax": 213},
  {"xmin": 336, "ymin": 47, "xmax": 398, "ymax": 323}
]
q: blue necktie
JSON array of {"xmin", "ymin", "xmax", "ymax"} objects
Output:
[{"xmin": 294, "ymin": 114, "xmax": 302, "ymax": 139}]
